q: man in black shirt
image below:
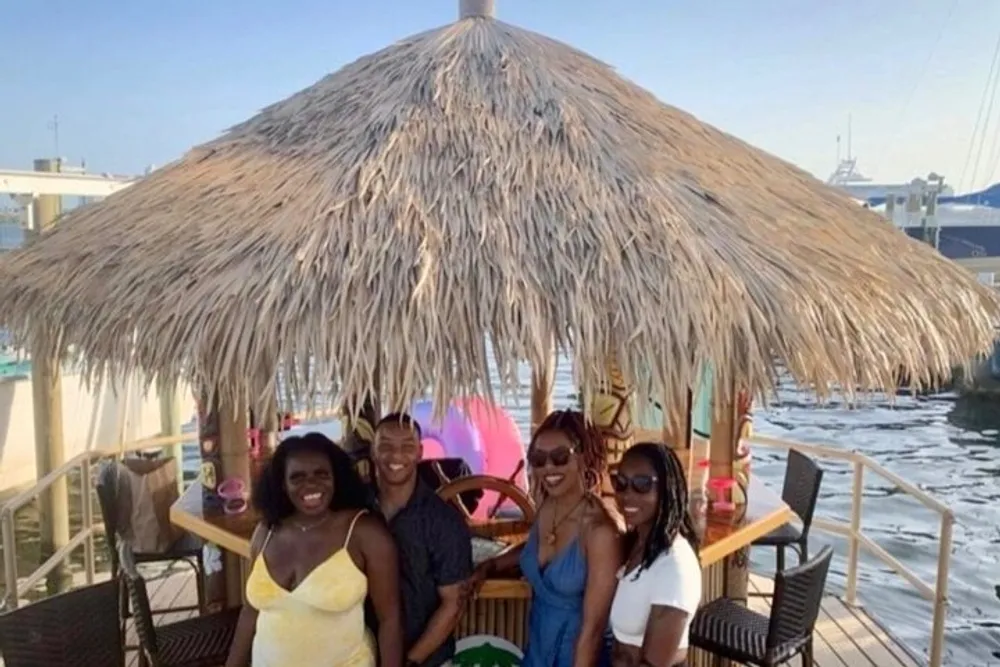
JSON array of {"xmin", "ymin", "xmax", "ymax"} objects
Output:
[{"xmin": 372, "ymin": 412, "xmax": 473, "ymax": 667}]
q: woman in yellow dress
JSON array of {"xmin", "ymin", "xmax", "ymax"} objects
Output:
[{"xmin": 225, "ymin": 432, "xmax": 404, "ymax": 667}]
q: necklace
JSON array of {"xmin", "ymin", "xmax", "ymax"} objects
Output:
[
  {"xmin": 546, "ymin": 495, "xmax": 587, "ymax": 545},
  {"xmin": 292, "ymin": 513, "xmax": 331, "ymax": 532}
]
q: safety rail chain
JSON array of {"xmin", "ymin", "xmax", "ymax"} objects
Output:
[{"xmin": 2, "ymin": 428, "xmax": 952, "ymax": 666}]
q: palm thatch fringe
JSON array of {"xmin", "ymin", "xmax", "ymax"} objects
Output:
[{"xmin": 1, "ymin": 14, "xmax": 998, "ymax": 416}]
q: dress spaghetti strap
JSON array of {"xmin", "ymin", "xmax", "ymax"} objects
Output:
[{"xmin": 343, "ymin": 510, "xmax": 367, "ymax": 550}]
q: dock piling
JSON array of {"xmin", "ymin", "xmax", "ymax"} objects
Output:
[{"xmin": 28, "ymin": 157, "xmax": 71, "ymax": 595}]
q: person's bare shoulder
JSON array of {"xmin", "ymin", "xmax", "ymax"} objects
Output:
[
  {"xmin": 582, "ymin": 494, "xmax": 620, "ymax": 532},
  {"xmin": 350, "ymin": 511, "xmax": 391, "ymax": 540},
  {"xmin": 581, "ymin": 494, "xmax": 622, "ymax": 548}
]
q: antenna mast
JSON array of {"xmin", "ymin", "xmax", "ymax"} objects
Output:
[
  {"xmin": 847, "ymin": 113, "xmax": 853, "ymax": 161},
  {"xmin": 47, "ymin": 114, "xmax": 60, "ymax": 158}
]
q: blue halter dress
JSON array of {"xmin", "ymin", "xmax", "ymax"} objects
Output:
[{"xmin": 519, "ymin": 524, "xmax": 611, "ymax": 667}]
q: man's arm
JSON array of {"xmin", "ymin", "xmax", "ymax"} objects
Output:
[{"xmin": 406, "ymin": 504, "xmax": 474, "ymax": 665}]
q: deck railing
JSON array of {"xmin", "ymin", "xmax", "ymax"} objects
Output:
[
  {"xmin": 2, "ymin": 428, "xmax": 953, "ymax": 666},
  {"xmin": 0, "ymin": 432, "xmax": 189, "ymax": 611},
  {"xmin": 748, "ymin": 433, "xmax": 953, "ymax": 667},
  {"xmin": 0, "ymin": 407, "xmax": 340, "ymax": 613}
]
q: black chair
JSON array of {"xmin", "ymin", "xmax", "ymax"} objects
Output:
[
  {"xmin": 95, "ymin": 460, "xmax": 206, "ymax": 650},
  {"xmin": 690, "ymin": 545, "xmax": 834, "ymax": 667},
  {"xmin": 118, "ymin": 541, "xmax": 240, "ymax": 667},
  {"xmin": 752, "ymin": 449, "xmax": 823, "ymax": 575},
  {"xmin": 0, "ymin": 579, "xmax": 123, "ymax": 667}
]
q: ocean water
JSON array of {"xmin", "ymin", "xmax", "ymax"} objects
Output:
[
  {"xmin": 4, "ymin": 358, "xmax": 999, "ymax": 665},
  {"xmin": 750, "ymin": 383, "xmax": 1000, "ymax": 667}
]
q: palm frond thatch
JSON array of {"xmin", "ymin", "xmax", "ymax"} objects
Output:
[{"xmin": 1, "ymin": 12, "xmax": 998, "ymax": 412}]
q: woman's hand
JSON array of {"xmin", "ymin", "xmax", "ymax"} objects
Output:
[{"xmin": 466, "ymin": 561, "xmax": 494, "ymax": 597}]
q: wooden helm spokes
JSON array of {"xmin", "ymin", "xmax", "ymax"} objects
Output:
[{"xmin": 435, "ymin": 475, "xmax": 536, "ymax": 540}]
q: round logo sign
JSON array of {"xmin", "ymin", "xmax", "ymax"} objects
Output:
[{"xmin": 453, "ymin": 634, "xmax": 523, "ymax": 667}]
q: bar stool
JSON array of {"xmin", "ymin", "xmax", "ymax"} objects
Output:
[
  {"xmin": 690, "ymin": 545, "xmax": 833, "ymax": 666},
  {"xmin": 752, "ymin": 449, "xmax": 823, "ymax": 576},
  {"xmin": 0, "ymin": 580, "xmax": 122, "ymax": 667},
  {"xmin": 118, "ymin": 541, "xmax": 240, "ymax": 667}
]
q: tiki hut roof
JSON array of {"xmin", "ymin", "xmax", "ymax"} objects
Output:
[{"xmin": 1, "ymin": 1, "xmax": 998, "ymax": 411}]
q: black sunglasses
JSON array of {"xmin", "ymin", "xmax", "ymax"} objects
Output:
[
  {"xmin": 611, "ymin": 473, "xmax": 658, "ymax": 494},
  {"xmin": 527, "ymin": 445, "xmax": 575, "ymax": 469}
]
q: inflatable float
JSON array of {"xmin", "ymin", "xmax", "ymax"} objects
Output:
[{"xmin": 410, "ymin": 397, "xmax": 528, "ymax": 519}]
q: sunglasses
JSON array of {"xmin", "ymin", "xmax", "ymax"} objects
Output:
[
  {"xmin": 527, "ymin": 445, "xmax": 575, "ymax": 469},
  {"xmin": 611, "ymin": 473, "xmax": 659, "ymax": 494}
]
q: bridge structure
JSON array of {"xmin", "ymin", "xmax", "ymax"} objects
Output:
[{"xmin": 0, "ymin": 163, "xmax": 144, "ymax": 231}]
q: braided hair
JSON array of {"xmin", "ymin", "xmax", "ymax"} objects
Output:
[
  {"xmin": 622, "ymin": 442, "xmax": 699, "ymax": 578},
  {"xmin": 529, "ymin": 409, "xmax": 608, "ymax": 502}
]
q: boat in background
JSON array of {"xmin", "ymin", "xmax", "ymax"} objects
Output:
[{"xmin": 829, "ymin": 158, "xmax": 1000, "ymax": 262}]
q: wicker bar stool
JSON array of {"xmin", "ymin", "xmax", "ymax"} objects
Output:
[
  {"xmin": 752, "ymin": 449, "xmax": 824, "ymax": 576},
  {"xmin": 690, "ymin": 545, "xmax": 833, "ymax": 667},
  {"xmin": 118, "ymin": 541, "xmax": 240, "ymax": 667},
  {"xmin": 0, "ymin": 579, "xmax": 123, "ymax": 667}
]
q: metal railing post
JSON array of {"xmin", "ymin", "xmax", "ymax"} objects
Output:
[
  {"xmin": 929, "ymin": 511, "xmax": 954, "ymax": 667},
  {"xmin": 2, "ymin": 509, "xmax": 19, "ymax": 610},
  {"xmin": 80, "ymin": 459, "xmax": 96, "ymax": 586},
  {"xmin": 845, "ymin": 460, "xmax": 864, "ymax": 605}
]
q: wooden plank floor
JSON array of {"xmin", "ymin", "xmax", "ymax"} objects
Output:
[
  {"xmin": 748, "ymin": 574, "xmax": 923, "ymax": 667},
  {"xmin": 114, "ymin": 570, "xmax": 921, "ymax": 667}
]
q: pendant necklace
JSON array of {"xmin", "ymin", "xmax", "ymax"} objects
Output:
[
  {"xmin": 293, "ymin": 513, "xmax": 331, "ymax": 533},
  {"xmin": 546, "ymin": 496, "xmax": 587, "ymax": 545}
]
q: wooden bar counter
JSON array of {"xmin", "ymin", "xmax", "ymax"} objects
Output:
[{"xmin": 170, "ymin": 476, "xmax": 790, "ymax": 665}]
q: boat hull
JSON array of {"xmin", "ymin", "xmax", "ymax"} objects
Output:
[{"xmin": 0, "ymin": 373, "xmax": 197, "ymax": 492}]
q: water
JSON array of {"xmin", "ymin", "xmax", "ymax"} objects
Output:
[
  {"xmin": 3, "ymin": 361, "xmax": 999, "ymax": 665},
  {"xmin": 750, "ymin": 381, "xmax": 1000, "ymax": 667}
]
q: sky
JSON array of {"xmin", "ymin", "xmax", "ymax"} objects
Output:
[{"xmin": 3, "ymin": 0, "xmax": 1000, "ymax": 191}]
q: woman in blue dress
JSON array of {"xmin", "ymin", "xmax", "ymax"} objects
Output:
[{"xmin": 472, "ymin": 410, "xmax": 621, "ymax": 667}]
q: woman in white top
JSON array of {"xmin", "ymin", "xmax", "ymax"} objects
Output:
[{"xmin": 608, "ymin": 443, "xmax": 702, "ymax": 667}]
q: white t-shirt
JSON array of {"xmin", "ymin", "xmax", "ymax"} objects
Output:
[{"xmin": 609, "ymin": 538, "xmax": 702, "ymax": 649}]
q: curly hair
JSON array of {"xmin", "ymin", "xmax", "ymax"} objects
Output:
[
  {"xmin": 252, "ymin": 432, "xmax": 373, "ymax": 527},
  {"xmin": 621, "ymin": 442, "xmax": 699, "ymax": 578},
  {"xmin": 529, "ymin": 409, "xmax": 608, "ymax": 500}
]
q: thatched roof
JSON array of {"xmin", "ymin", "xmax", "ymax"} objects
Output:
[{"xmin": 1, "ymin": 1, "xmax": 998, "ymax": 412}]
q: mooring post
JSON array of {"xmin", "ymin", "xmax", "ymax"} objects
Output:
[{"xmin": 29, "ymin": 157, "xmax": 71, "ymax": 594}]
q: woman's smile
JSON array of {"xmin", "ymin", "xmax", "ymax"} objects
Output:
[
  {"xmin": 543, "ymin": 473, "xmax": 566, "ymax": 487},
  {"xmin": 300, "ymin": 490, "xmax": 327, "ymax": 510}
]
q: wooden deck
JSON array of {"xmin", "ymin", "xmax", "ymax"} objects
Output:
[
  {"xmin": 121, "ymin": 570, "xmax": 921, "ymax": 667},
  {"xmin": 748, "ymin": 574, "xmax": 922, "ymax": 667}
]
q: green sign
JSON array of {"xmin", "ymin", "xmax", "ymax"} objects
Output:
[{"xmin": 453, "ymin": 635, "xmax": 523, "ymax": 667}]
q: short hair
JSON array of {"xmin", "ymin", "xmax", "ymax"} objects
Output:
[
  {"xmin": 252, "ymin": 432, "xmax": 372, "ymax": 527},
  {"xmin": 374, "ymin": 412, "xmax": 422, "ymax": 439}
]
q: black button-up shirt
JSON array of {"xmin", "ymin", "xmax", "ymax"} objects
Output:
[{"xmin": 376, "ymin": 479, "xmax": 473, "ymax": 667}]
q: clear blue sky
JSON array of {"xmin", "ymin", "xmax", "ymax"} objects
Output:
[{"xmin": 4, "ymin": 0, "xmax": 1000, "ymax": 189}]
